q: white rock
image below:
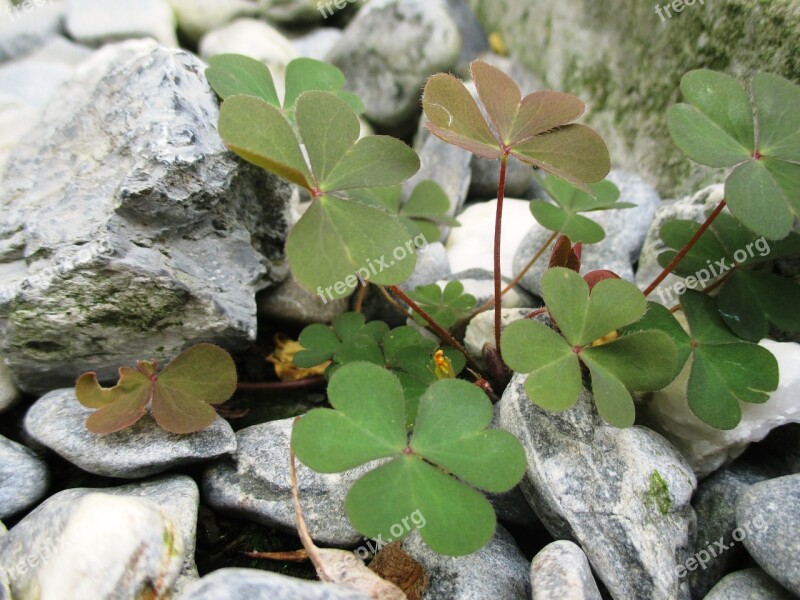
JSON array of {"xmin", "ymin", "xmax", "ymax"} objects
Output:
[
  {"xmin": 446, "ymin": 199, "xmax": 533, "ymax": 278},
  {"xmin": 168, "ymin": 0, "xmax": 259, "ymax": 42},
  {"xmin": 199, "ymin": 18, "xmax": 298, "ymax": 95},
  {"xmin": 644, "ymin": 339, "xmax": 800, "ymax": 477},
  {"xmin": 65, "ymin": 0, "xmax": 178, "ymax": 47},
  {"xmin": 290, "ymin": 27, "xmax": 342, "ymax": 61},
  {"xmin": 0, "ymin": 493, "xmax": 183, "ymax": 600},
  {"xmin": 0, "ymin": 359, "xmax": 20, "ymax": 414}
]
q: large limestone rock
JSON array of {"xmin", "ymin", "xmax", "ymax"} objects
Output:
[
  {"xmin": 467, "ymin": 0, "xmax": 800, "ymax": 197},
  {"xmin": 0, "ymin": 39, "xmax": 292, "ymax": 393}
]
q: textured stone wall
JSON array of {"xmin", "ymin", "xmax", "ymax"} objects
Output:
[{"xmin": 467, "ymin": 0, "xmax": 800, "ymax": 197}]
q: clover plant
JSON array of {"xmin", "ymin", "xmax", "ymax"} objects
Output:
[
  {"xmin": 196, "ymin": 56, "xmax": 798, "ymax": 558},
  {"xmin": 294, "ymin": 312, "xmax": 465, "ymax": 425},
  {"xmin": 207, "ymin": 56, "xmax": 421, "ymax": 300},
  {"xmin": 406, "ymin": 281, "xmax": 476, "ymax": 331},
  {"xmin": 501, "ymin": 268, "xmax": 679, "ymax": 427},
  {"xmin": 422, "ymin": 59, "xmax": 611, "ymax": 352},
  {"xmin": 667, "ymin": 70, "xmax": 800, "ymax": 240},
  {"xmin": 291, "ymin": 362, "xmax": 526, "ymax": 556},
  {"xmin": 529, "ymin": 175, "xmax": 631, "ymax": 244},
  {"xmin": 76, "ymin": 344, "xmax": 237, "ymax": 434}
]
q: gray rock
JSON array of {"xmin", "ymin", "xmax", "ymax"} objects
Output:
[
  {"xmin": 402, "ymin": 525, "xmax": 530, "ymax": 600},
  {"xmin": 0, "ymin": 1, "xmax": 63, "ymax": 63},
  {"xmin": 0, "ymin": 492, "xmax": 183, "ymax": 599},
  {"xmin": 514, "ymin": 170, "xmax": 660, "ymax": 296},
  {"xmin": 327, "ymin": 0, "xmax": 461, "ymax": 131},
  {"xmin": 530, "ymin": 540, "xmax": 602, "ymax": 600},
  {"xmin": 0, "ymin": 521, "xmax": 5, "ymax": 536},
  {"xmin": 65, "ymin": 0, "xmax": 178, "ymax": 47},
  {"xmin": 291, "ymin": 27, "xmax": 343, "ymax": 61},
  {"xmin": 736, "ymin": 474, "xmax": 800, "ymax": 596},
  {"xmin": 258, "ymin": 273, "xmax": 349, "ymax": 325},
  {"xmin": 400, "ymin": 242, "xmax": 451, "ymax": 292},
  {"xmin": 498, "ymin": 374, "xmax": 696, "ymax": 600},
  {"xmin": 403, "ymin": 132, "xmax": 472, "ymax": 242},
  {"xmin": 0, "ymin": 435, "xmax": 48, "ymax": 520},
  {"xmin": 445, "ymin": 0, "xmax": 489, "ymax": 74},
  {"xmin": 0, "ymin": 92, "xmax": 39, "ymax": 173},
  {"xmin": 198, "ymin": 18, "xmax": 298, "ymax": 76},
  {"xmin": 24, "ymin": 388, "xmax": 237, "ymax": 478},
  {"xmin": 0, "ymin": 359, "xmax": 20, "ymax": 414},
  {"xmin": 168, "ymin": 0, "xmax": 260, "ymax": 42},
  {"xmin": 203, "ymin": 417, "xmax": 374, "ymax": 546},
  {"xmin": 0, "ymin": 40, "xmax": 293, "ymax": 393},
  {"xmin": 688, "ymin": 463, "xmax": 770, "ymax": 598},
  {"xmin": 178, "ymin": 568, "xmax": 371, "ymax": 599},
  {"xmin": 704, "ymin": 568, "xmax": 795, "ymax": 600},
  {"xmin": 635, "ymin": 184, "xmax": 724, "ymax": 301}
]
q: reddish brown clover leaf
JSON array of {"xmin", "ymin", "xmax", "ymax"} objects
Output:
[
  {"xmin": 423, "ymin": 60, "xmax": 610, "ymax": 189},
  {"xmin": 76, "ymin": 344, "xmax": 238, "ymax": 435}
]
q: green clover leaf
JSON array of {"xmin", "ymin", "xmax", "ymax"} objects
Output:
[
  {"xmin": 501, "ymin": 268, "xmax": 678, "ymax": 427},
  {"xmin": 422, "ymin": 60, "xmax": 610, "ymax": 189},
  {"xmin": 218, "ymin": 90, "xmax": 420, "ymax": 298},
  {"xmin": 291, "ymin": 363, "xmax": 526, "ymax": 556},
  {"xmin": 350, "ymin": 180, "xmax": 460, "ymax": 245},
  {"xmin": 406, "ymin": 281, "xmax": 477, "ymax": 330},
  {"xmin": 680, "ymin": 291, "xmax": 779, "ymax": 429},
  {"xmin": 206, "ymin": 55, "xmax": 363, "ymax": 118},
  {"xmin": 667, "ymin": 70, "xmax": 800, "ymax": 239},
  {"xmin": 76, "ymin": 344, "xmax": 237, "ymax": 435},
  {"xmin": 529, "ymin": 175, "xmax": 633, "ymax": 244}
]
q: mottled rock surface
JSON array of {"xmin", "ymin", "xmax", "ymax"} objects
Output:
[
  {"xmin": 737, "ymin": 475, "xmax": 800, "ymax": 596},
  {"xmin": 530, "ymin": 541, "xmax": 602, "ymax": 600},
  {"xmin": 402, "ymin": 525, "xmax": 530, "ymax": 600},
  {"xmin": 704, "ymin": 568, "xmax": 795, "ymax": 600},
  {"xmin": 0, "ymin": 435, "xmax": 49, "ymax": 519},
  {"xmin": 0, "ymin": 39, "xmax": 292, "ymax": 392}
]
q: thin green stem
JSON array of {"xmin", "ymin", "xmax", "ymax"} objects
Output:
[{"xmin": 644, "ymin": 199, "xmax": 727, "ymax": 297}]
